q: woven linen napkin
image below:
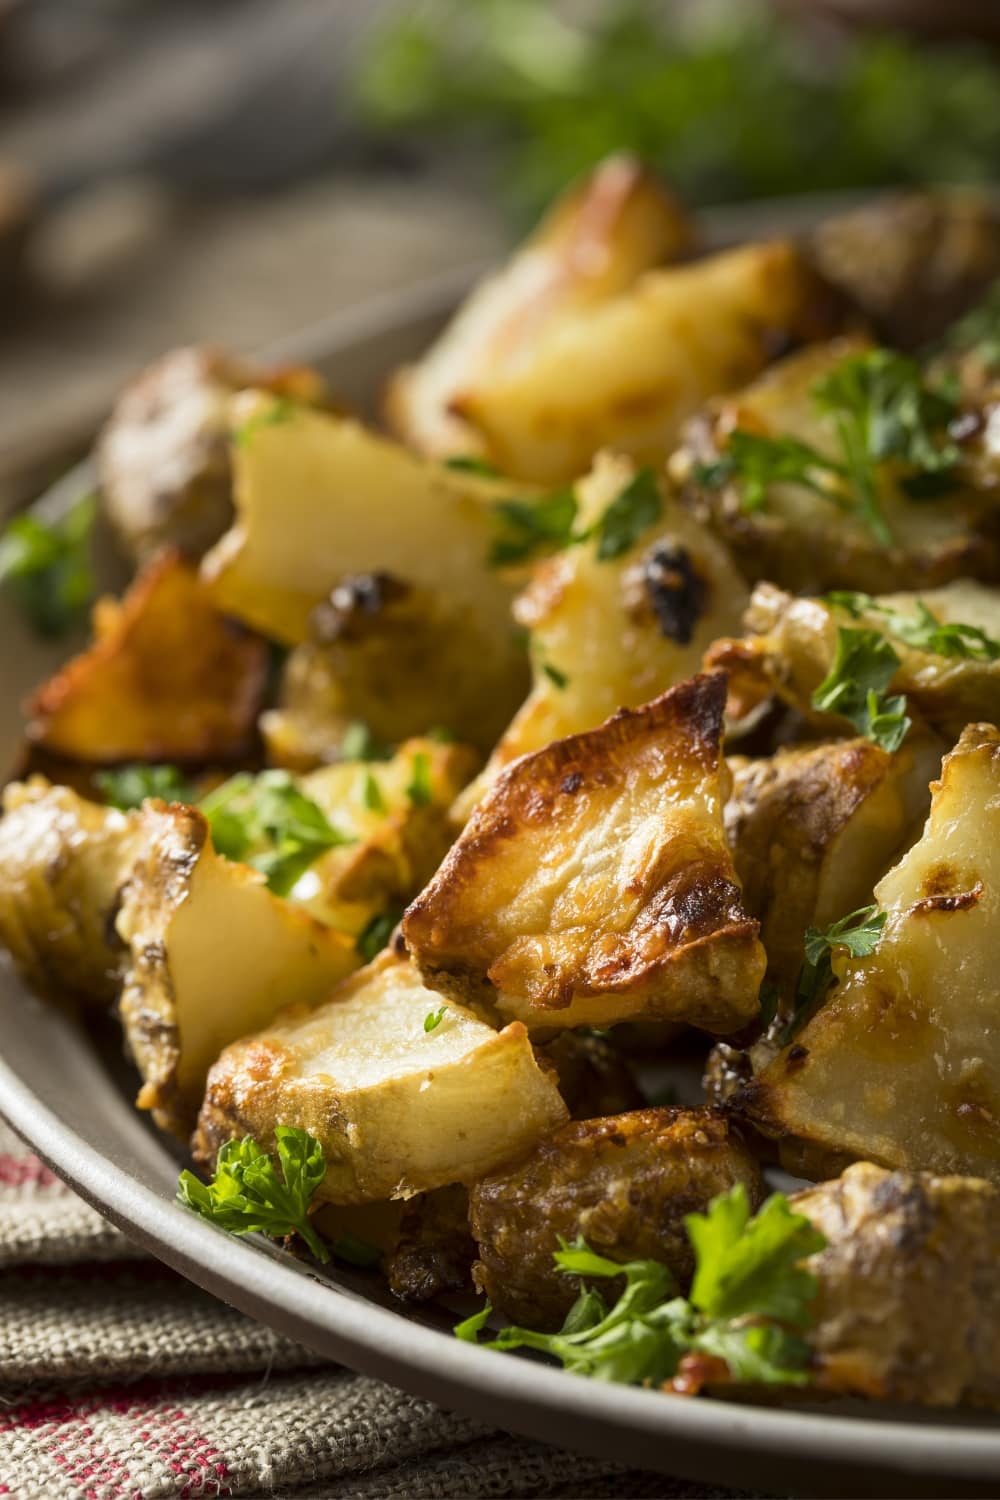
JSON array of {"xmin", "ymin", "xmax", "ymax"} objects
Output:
[{"xmin": 0, "ymin": 1119, "xmax": 764, "ymax": 1499}]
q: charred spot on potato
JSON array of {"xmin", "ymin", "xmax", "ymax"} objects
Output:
[
  {"xmin": 312, "ymin": 573, "xmax": 410, "ymax": 642},
  {"xmin": 912, "ymin": 883, "xmax": 983, "ymax": 916},
  {"xmin": 638, "ymin": 541, "xmax": 708, "ymax": 646}
]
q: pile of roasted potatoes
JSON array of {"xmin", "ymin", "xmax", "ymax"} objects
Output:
[{"xmin": 2, "ymin": 156, "xmax": 1000, "ymax": 1412}]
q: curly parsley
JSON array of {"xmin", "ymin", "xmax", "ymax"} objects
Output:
[
  {"xmin": 178, "ymin": 1126, "xmax": 329, "ymax": 1262},
  {"xmin": 782, "ymin": 904, "xmax": 887, "ymax": 1042}
]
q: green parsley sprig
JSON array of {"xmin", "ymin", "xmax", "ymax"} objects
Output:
[
  {"xmin": 96, "ymin": 764, "xmax": 197, "ymax": 811},
  {"xmin": 782, "ymin": 904, "xmax": 886, "ymax": 1042},
  {"xmin": 178, "ymin": 1126, "xmax": 329, "ymax": 1262},
  {"xmin": 826, "ymin": 591, "xmax": 1000, "ymax": 661},
  {"xmin": 0, "ymin": 492, "xmax": 97, "ymax": 637},
  {"xmin": 356, "ymin": 906, "xmax": 404, "ymax": 964},
  {"xmin": 488, "ymin": 469, "xmax": 661, "ymax": 567},
  {"xmin": 811, "ymin": 627, "xmax": 911, "ymax": 751},
  {"xmin": 456, "ymin": 1185, "xmax": 825, "ymax": 1390},
  {"xmin": 693, "ymin": 431, "xmax": 843, "ymax": 514},
  {"xmin": 199, "ymin": 770, "xmax": 354, "ymax": 898}
]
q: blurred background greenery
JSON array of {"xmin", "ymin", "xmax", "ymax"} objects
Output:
[{"xmin": 360, "ymin": 0, "xmax": 1000, "ymax": 222}]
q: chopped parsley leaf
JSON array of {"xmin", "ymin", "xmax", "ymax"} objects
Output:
[
  {"xmin": 0, "ymin": 492, "xmax": 97, "ymax": 637},
  {"xmin": 178, "ymin": 1125, "xmax": 329, "ymax": 1262},
  {"xmin": 96, "ymin": 764, "xmax": 196, "ymax": 811},
  {"xmin": 424, "ymin": 1005, "xmax": 448, "ymax": 1033},
  {"xmin": 811, "ymin": 627, "xmax": 911, "ymax": 751}
]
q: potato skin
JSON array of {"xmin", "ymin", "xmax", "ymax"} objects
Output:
[
  {"xmin": 469, "ymin": 1106, "xmax": 763, "ymax": 1329},
  {"xmin": 385, "ymin": 1185, "xmax": 476, "ymax": 1304},
  {"xmin": 537, "ymin": 1032, "xmax": 644, "ymax": 1120},
  {"xmin": 98, "ymin": 346, "xmax": 331, "ymax": 561},
  {"xmin": 794, "ymin": 1162, "xmax": 1000, "ymax": 1410}
]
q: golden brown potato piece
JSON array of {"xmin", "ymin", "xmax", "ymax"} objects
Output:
[
  {"xmin": 737, "ymin": 724, "xmax": 1000, "ymax": 1183},
  {"xmin": 674, "ymin": 339, "xmax": 1000, "ymax": 595},
  {"xmin": 452, "ymin": 239, "xmax": 844, "ymax": 485},
  {"xmin": 810, "ymin": 190, "xmax": 1000, "ymax": 350},
  {"xmin": 537, "ymin": 1032, "xmax": 644, "ymax": 1121},
  {"xmin": 98, "ymin": 346, "xmax": 331, "ymax": 560},
  {"xmin": 262, "ymin": 574, "xmax": 527, "ymax": 764},
  {"xmin": 404, "ymin": 673, "xmax": 765, "ymax": 1034},
  {"xmin": 709, "ymin": 579, "xmax": 1000, "ymax": 742},
  {"xmin": 202, "ymin": 399, "xmax": 534, "ymax": 650},
  {"xmin": 193, "ymin": 952, "xmax": 568, "ymax": 1203},
  {"xmin": 456, "ymin": 453, "xmax": 748, "ymax": 810},
  {"xmin": 385, "ymin": 1185, "xmax": 476, "ymax": 1304},
  {"xmin": 117, "ymin": 801, "xmax": 359, "ymax": 1136},
  {"xmin": 470, "ymin": 1107, "xmax": 763, "ymax": 1329},
  {"xmin": 385, "ymin": 154, "xmax": 694, "ymax": 459},
  {"xmin": 726, "ymin": 733, "xmax": 943, "ymax": 990},
  {"xmin": 0, "ymin": 778, "xmax": 144, "ymax": 1008},
  {"xmin": 25, "ymin": 549, "xmax": 266, "ymax": 764},
  {"xmin": 793, "ymin": 1162, "xmax": 1000, "ymax": 1410}
]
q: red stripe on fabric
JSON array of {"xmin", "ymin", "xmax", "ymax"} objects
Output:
[{"xmin": 0, "ymin": 1153, "xmax": 61, "ymax": 1188}]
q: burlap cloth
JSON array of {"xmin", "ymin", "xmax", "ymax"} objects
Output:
[{"xmin": 0, "ymin": 1120, "xmax": 765, "ymax": 1499}]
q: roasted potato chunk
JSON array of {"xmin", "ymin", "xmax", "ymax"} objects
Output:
[
  {"xmin": 262, "ymin": 574, "xmax": 525, "ymax": 764},
  {"xmin": 460, "ymin": 453, "xmax": 748, "ymax": 803},
  {"xmin": 675, "ymin": 339, "xmax": 1000, "ymax": 596},
  {"xmin": 737, "ymin": 724, "xmax": 1000, "ymax": 1182},
  {"xmin": 810, "ymin": 190, "xmax": 1000, "ymax": 350},
  {"xmin": 385, "ymin": 154, "xmax": 694, "ymax": 459},
  {"xmin": 452, "ymin": 239, "xmax": 844, "ymax": 485},
  {"xmin": 793, "ymin": 1162, "xmax": 1000, "ymax": 1410},
  {"xmin": 193, "ymin": 952, "xmax": 568, "ymax": 1203},
  {"xmin": 201, "ymin": 399, "xmax": 532, "ymax": 649},
  {"xmin": 25, "ymin": 550, "xmax": 266, "ymax": 764},
  {"xmin": 404, "ymin": 673, "xmax": 765, "ymax": 1034},
  {"xmin": 470, "ymin": 1107, "xmax": 763, "ymax": 1329},
  {"xmin": 0, "ymin": 778, "xmax": 143, "ymax": 1007},
  {"xmin": 727, "ymin": 733, "xmax": 943, "ymax": 990},
  {"xmin": 709, "ymin": 579, "xmax": 1000, "ymax": 741},
  {"xmin": 117, "ymin": 801, "xmax": 359, "ymax": 1135},
  {"xmin": 385, "ymin": 1184, "xmax": 476, "ymax": 1304},
  {"xmin": 98, "ymin": 346, "xmax": 331, "ymax": 560}
]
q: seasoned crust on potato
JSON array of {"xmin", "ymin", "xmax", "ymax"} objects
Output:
[
  {"xmin": 726, "ymin": 733, "xmax": 942, "ymax": 991},
  {"xmin": 454, "ymin": 452, "xmax": 748, "ymax": 812},
  {"xmin": 26, "ymin": 549, "xmax": 266, "ymax": 764},
  {"xmin": 0, "ymin": 778, "xmax": 143, "ymax": 1008},
  {"xmin": 405, "ymin": 673, "xmax": 765, "ymax": 1034},
  {"xmin": 736, "ymin": 724, "xmax": 1000, "ymax": 1183},
  {"xmin": 452, "ymin": 239, "xmax": 846, "ymax": 485},
  {"xmin": 469, "ymin": 1106, "xmax": 763, "ymax": 1329},
  {"xmin": 537, "ymin": 1032, "xmax": 644, "ymax": 1121},
  {"xmin": 793, "ymin": 1162, "xmax": 1000, "ymax": 1410},
  {"xmin": 385, "ymin": 154, "xmax": 695, "ymax": 460},
  {"xmin": 193, "ymin": 952, "xmax": 568, "ymax": 1204},
  {"xmin": 117, "ymin": 801, "xmax": 358, "ymax": 1136},
  {"xmin": 385, "ymin": 1184, "xmax": 476, "ymax": 1304}
]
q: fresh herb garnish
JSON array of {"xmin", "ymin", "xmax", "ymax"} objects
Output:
[
  {"xmin": 178, "ymin": 1126, "xmax": 329, "ymax": 1262},
  {"xmin": 199, "ymin": 770, "xmax": 353, "ymax": 897},
  {"xmin": 445, "ymin": 455, "xmax": 502, "ymax": 477},
  {"xmin": 424, "ymin": 1005, "xmax": 448, "ymax": 1033},
  {"xmin": 356, "ymin": 907, "xmax": 404, "ymax": 964},
  {"xmin": 488, "ymin": 488, "xmax": 578, "ymax": 566},
  {"xmin": 590, "ymin": 467, "xmax": 662, "ymax": 561},
  {"xmin": 541, "ymin": 659, "xmax": 569, "ymax": 690},
  {"xmin": 455, "ymin": 1185, "xmax": 824, "ymax": 1390},
  {"xmin": 0, "ymin": 492, "xmax": 97, "ymax": 637},
  {"xmin": 694, "ymin": 431, "xmax": 842, "ymax": 514},
  {"xmin": 696, "ymin": 351, "xmax": 961, "ymax": 544},
  {"xmin": 96, "ymin": 763, "xmax": 196, "ymax": 811},
  {"xmin": 783, "ymin": 904, "xmax": 886, "ymax": 1042},
  {"xmin": 233, "ymin": 397, "xmax": 297, "ymax": 449},
  {"xmin": 811, "ymin": 627, "xmax": 911, "ymax": 751},
  {"xmin": 426, "ymin": 725, "xmax": 455, "ymax": 743},
  {"xmin": 340, "ymin": 721, "xmax": 394, "ymax": 762},
  {"xmin": 811, "ymin": 350, "xmax": 960, "ymax": 537},
  {"xmin": 362, "ymin": 770, "xmax": 387, "ymax": 814},
  {"xmin": 406, "ymin": 751, "xmax": 433, "ymax": 807},
  {"xmin": 826, "ymin": 591, "xmax": 1000, "ymax": 661}
]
